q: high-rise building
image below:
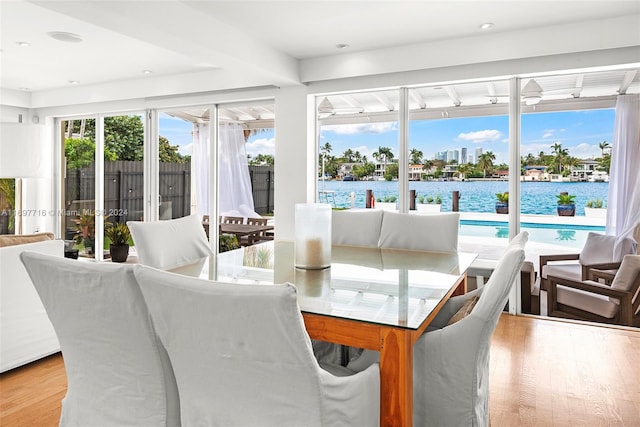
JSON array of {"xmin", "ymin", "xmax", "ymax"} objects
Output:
[
  {"xmin": 461, "ymin": 147, "xmax": 467, "ymax": 164},
  {"xmin": 475, "ymin": 147, "xmax": 483, "ymax": 164}
]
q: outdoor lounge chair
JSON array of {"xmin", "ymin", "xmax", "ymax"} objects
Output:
[
  {"xmin": 539, "ymin": 232, "xmax": 636, "ymax": 293},
  {"xmin": 547, "ymin": 254, "xmax": 640, "ymax": 327}
]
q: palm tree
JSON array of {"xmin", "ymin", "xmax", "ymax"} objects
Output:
[
  {"xmin": 409, "ymin": 148, "xmax": 423, "ymax": 165},
  {"xmin": 478, "ymin": 152, "xmax": 496, "ymax": 178},
  {"xmin": 598, "ymin": 140, "xmax": 610, "ymax": 157},
  {"xmin": 343, "ymin": 148, "xmax": 354, "ymax": 162},
  {"xmin": 457, "ymin": 163, "xmax": 471, "ymax": 180},
  {"xmin": 551, "ymin": 143, "xmax": 568, "ymax": 174},
  {"xmin": 377, "ymin": 146, "xmax": 394, "ymax": 176},
  {"xmin": 320, "ymin": 142, "xmax": 332, "ymax": 157},
  {"xmin": 353, "ymin": 151, "xmax": 362, "ymax": 163}
]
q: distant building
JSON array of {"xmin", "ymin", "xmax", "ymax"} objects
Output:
[
  {"xmin": 408, "ymin": 164, "xmax": 424, "ymax": 181},
  {"xmin": 570, "ymin": 159, "xmax": 600, "ymax": 181},
  {"xmin": 475, "ymin": 147, "xmax": 483, "ymax": 164},
  {"xmin": 522, "ymin": 165, "xmax": 549, "ymax": 181},
  {"xmin": 461, "ymin": 147, "xmax": 467, "ymax": 164}
]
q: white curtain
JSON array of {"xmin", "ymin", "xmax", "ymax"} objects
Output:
[
  {"xmin": 606, "ymin": 94, "xmax": 640, "ymax": 257},
  {"xmin": 219, "ymin": 123, "xmax": 255, "ymax": 215},
  {"xmin": 192, "ymin": 122, "xmax": 255, "ymax": 217},
  {"xmin": 193, "ymin": 123, "xmax": 210, "ymax": 217}
]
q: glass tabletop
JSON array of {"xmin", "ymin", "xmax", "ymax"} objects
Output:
[{"xmin": 216, "ymin": 241, "xmax": 477, "ymax": 330}]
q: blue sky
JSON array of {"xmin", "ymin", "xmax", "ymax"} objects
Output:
[{"xmin": 160, "ymin": 108, "xmax": 615, "ymax": 165}]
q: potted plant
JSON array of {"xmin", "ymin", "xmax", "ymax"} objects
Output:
[
  {"xmin": 584, "ymin": 198, "xmax": 606, "ymax": 218},
  {"xmin": 219, "ymin": 234, "xmax": 240, "ymax": 252},
  {"xmin": 375, "ymin": 195, "xmax": 397, "ymax": 211},
  {"xmin": 105, "ymin": 222, "xmax": 131, "ymax": 262},
  {"xmin": 556, "ymin": 192, "xmax": 576, "ymax": 216},
  {"xmin": 495, "ymin": 192, "xmax": 509, "ymax": 214},
  {"xmin": 74, "ymin": 212, "xmax": 96, "ymax": 254},
  {"xmin": 417, "ymin": 193, "xmax": 442, "ymax": 212}
]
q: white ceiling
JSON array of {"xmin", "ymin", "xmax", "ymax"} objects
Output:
[{"xmin": 1, "ymin": 0, "xmax": 639, "ymax": 114}]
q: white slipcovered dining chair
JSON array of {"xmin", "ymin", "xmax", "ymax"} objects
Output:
[
  {"xmin": 134, "ymin": 265, "xmax": 380, "ymax": 427},
  {"xmin": 411, "ymin": 243, "xmax": 525, "ymax": 426},
  {"xmin": 128, "ymin": 214, "xmax": 213, "ymax": 277},
  {"xmin": 348, "ymin": 232, "xmax": 528, "ymax": 427},
  {"xmin": 378, "ymin": 211, "xmax": 460, "ymax": 252},
  {"xmin": 332, "ymin": 209, "xmax": 384, "ymax": 247},
  {"xmin": 19, "ymin": 252, "xmax": 180, "ymax": 427}
]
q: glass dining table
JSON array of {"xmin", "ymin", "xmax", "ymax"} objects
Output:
[{"xmin": 215, "ymin": 241, "xmax": 477, "ymax": 427}]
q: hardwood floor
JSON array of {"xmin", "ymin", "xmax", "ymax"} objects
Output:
[{"xmin": 1, "ymin": 314, "xmax": 638, "ymax": 426}]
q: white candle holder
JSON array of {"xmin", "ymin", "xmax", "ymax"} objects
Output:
[{"xmin": 295, "ymin": 203, "xmax": 331, "ymax": 269}]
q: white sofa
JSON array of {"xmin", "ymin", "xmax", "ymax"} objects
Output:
[{"xmin": 0, "ymin": 235, "xmax": 64, "ymax": 372}]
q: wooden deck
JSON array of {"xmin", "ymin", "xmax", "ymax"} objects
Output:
[{"xmin": 1, "ymin": 314, "xmax": 638, "ymax": 426}]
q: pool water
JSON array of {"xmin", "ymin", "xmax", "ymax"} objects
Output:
[{"xmin": 460, "ymin": 220, "xmax": 605, "ymax": 250}]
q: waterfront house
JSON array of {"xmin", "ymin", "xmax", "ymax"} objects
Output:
[
  {"xmin": 570, "ymin": 158, "xmax": 601, "ymax": 181},
  {"xmin": 522, "ymin": 165, "xmax": 549, "ymax": 181},
  {"xmin": 1, "ymin": 1, "xmax": 639, "ymax": 425}
]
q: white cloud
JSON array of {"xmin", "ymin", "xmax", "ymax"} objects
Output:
[
  {"xmin": 570, "ymin": 143, "xmax": 600, "ymax": 159},
  {"xmin": 178, "ymin": 142, "xmax": 192, "ymax": 156},
  {"xmin": 457, "ymin": 129, "xmax": 503, "ymax": 143},
  {"xmin": 542, "ymin": 132, "xmax": 553, "ymax": 138},
  {"xmin": 246, "ymin": 137, "xmax": 275, "ymax": 157},
  {"xmin": 322, "ymin": 122, "xmax": 397, "ymax": 135}
]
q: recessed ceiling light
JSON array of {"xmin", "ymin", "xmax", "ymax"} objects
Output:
[
  {"xmin": 68, "ymin": 80, "xmax": 79, "ymax": 85},
  {"xmin": 336, "ymin": 43, "xmax": 349, "ymax": 49},
  {"xmin": 142, "ymin": 70, "xmax": 153, "ymax": 75},
  {"xmin": 16, "ymin": 41, "xmax": 31, "ymax": 47},
  {"xmin": 479, "ymin": 23, "xmax": 494, "ymax": 30},
  {"xmin": 48, "ymin": 32, "xmax": 83, "ymax": 43}
]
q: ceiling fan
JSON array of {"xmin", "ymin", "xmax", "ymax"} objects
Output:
[
  {"xmin": 318, "ymin": 97, "xmax": 364, "ymax": 117},
  {"xmin": 486, "ymin": 79, "xmax": 582, "ymax": 105}
]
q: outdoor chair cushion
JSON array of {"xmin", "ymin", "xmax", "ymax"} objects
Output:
[{"xmin": 556, "ymin": 284, "xmax": 619, "ymax": 318}]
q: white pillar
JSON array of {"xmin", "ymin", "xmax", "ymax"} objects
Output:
[{"xmin": 275, "ymin": 86, "xmax": 312, "ymax": 241}]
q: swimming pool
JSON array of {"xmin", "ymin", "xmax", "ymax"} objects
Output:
[{"xmin": 459, "ymin": 220, "xmax": 605, "ymax": 250}]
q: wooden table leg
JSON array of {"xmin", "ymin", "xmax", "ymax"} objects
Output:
[
  {"xmin": 379, "ymin": 328, "xmax": 413, "ymax": 427},
  {"xmin": 451, "ymin": 273, "xmax": 468, "ymax": 297}
]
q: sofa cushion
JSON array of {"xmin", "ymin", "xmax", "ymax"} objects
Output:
[{"xmin": 0, "ymin": 232, "xmax": 54, "ymax": 247}]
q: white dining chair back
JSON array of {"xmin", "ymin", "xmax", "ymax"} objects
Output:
[
  {"xmin": 412, "ymin": 243, "xmax": 525, "ymax": 427},
  {"xmin": 19, "ymin": 252, "xmax": 180, "ymax": 427},
  {"xmin": 128, "ymin": 214, "xmax": 213, "ymax": 277},
  {"xmin": 134, "ymin": 265, "xmax": 380, "ymax": 427},
  {"xmin": 378, "ymin": 211, "xmax": 460, "ymax": 252},
  {"xmin": 332, "ymin": 209, "xmax": 384, "ymax": 247}
]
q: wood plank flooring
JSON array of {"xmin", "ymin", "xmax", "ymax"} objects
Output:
[{"xmin": 1, "ymin": 314, "xmax": 639, "ymax": 426}]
